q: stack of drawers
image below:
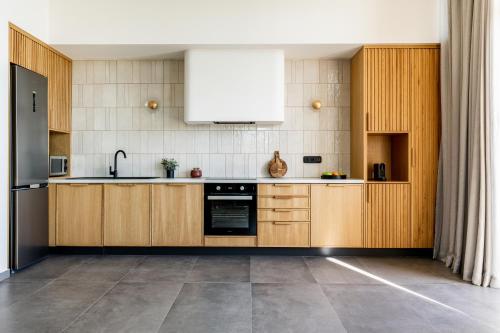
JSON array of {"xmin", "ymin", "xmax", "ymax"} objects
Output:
[{"xmin": 257, "ymin": 184, "xmax": 310, "ymax": 247}]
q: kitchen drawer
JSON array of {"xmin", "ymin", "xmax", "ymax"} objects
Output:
[
  {"xmin": 258, "ymin": 208, "xmax": 310, "ymax": 222},
  {"xmin": 258, "ymin": 196, "xmax": 309, "ymax": 209},
  {"xmin": 258, "ymin": 221, "xmax": 310, "ymax": 247},
  {"xmin": 258, "ymin": 184, "xmax": 309, "ymax": 197},
  {"xmin": 204, "ymin": 236, "xmax": 256, "ymax": 247}
]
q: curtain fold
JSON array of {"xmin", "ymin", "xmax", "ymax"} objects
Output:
[{"xmin": 434, "ymin": 0, "xmax": 494, "ymax": 287}]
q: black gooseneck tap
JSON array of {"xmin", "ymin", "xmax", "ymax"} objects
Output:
[{"xmin": 109, "ymin": 150, "xmax": 127, "ymax": 178}]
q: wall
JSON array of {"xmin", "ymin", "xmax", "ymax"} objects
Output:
[
  {"xmin": 0, "ymin": 0, "xmax": 49, "ymax": 277},
  {"xmin": 71, "ymin": 59, "xmax": 351, "ymax": 178},
  {"xmin": 49, "ymin": 0, "xmax": 439, "ymax": 45}
]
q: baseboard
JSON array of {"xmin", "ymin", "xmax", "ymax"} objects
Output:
[
  {"xmin": 0, "ymin": 269, "xmax": 10, "ymax": 281},
  {"xmin": 50, "ymin": 247, "xmax": 433, "ymax": 257}
]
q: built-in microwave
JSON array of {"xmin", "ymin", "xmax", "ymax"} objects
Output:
[{"xmin": 49, "ymin": 156, "xmax": 68, "ymax": 176}]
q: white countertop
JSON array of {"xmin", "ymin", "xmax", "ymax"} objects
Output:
[{"xmin": 49, "ymin": 177, "xmax": 364, "ymax": 184}]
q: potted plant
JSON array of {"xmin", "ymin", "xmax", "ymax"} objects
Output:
[{"xmin": 161, "ymin": 158, "xmax": 178, "ymax": 178}]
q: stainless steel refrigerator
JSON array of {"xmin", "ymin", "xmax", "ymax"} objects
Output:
[{"xmin": 10, "ymin": 65, "xmax": 49, "ymax": 271}]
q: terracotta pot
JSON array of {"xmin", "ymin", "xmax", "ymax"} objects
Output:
[{"xmin": 191, "ymin": 168, "xmax": 202, "ymax": 178}]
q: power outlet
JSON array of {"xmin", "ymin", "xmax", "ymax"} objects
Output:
[{"xmin": 303, "ymin": 156, "xmax": 322, "ymax": 163}]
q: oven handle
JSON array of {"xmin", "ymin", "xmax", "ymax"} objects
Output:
[{"xmin": 207, "ymin": 195, "xmax": 253, "ymax": 201}]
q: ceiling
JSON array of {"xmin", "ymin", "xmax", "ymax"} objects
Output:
[{"xmin": 51, "ymin": 44, "xmax": 363, "ymax": 60}]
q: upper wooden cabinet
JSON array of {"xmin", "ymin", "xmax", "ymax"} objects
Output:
[
  {"xmin": 152, "ymin": 184, "xmax": 203, "ymax": 246},
  {"xmin": 9, "ymin": 23, "xmax": 72, "ymax": 133},
  {"xmin": 103, "ymin": 184, "xmax": 151, "ymax": 246},
  {"xmin": 310, "ymin": 184, "xmax": 363, "ymax": 247},
  {"xmin": 409, "ymin": 48, "xmax": 440, "ymax": 248},
  {"xmin": 56, "ymin": 184, "xmax": 103, "ymax": 246}
]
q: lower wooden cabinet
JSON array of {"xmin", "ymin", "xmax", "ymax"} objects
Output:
[
  {"xmin": 103, "ymin": 184, "xmax": 151, "ymax": 246},
  {"xmin": 310, "ymin": 184, "xmax": 363, "ymax": 247},
  {"xmin": 365, "ymin": 183, "xmax": 411, "ymax": 248},
  {"xmin": 56, "ymin": 184, "xmax": 103, "ymax": 246},
  {"xmin": 152, "ymin": 184, "xmax": 203, "ymax": 246},
  {"xmin": 204, "ymin": 236, "xmax": 256, "ymax": 247},
  {"xmin": 48, "ymin": 185, "xmax": 56, "ymax": 247},
  {"xmin": 258, "ymin": 222, "xmax": 310, "ymax": 247}
]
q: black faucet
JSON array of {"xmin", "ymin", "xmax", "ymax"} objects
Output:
[{"xmin": 110, "ymin": 150, "xmax": 127, "ymax": 178}]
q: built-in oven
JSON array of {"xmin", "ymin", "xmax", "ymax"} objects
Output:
[{"xmin": 204, "ymin": 183, "xmax": 257, "ymax": 236}]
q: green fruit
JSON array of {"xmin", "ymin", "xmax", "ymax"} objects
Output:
[{"xmin": 322, "ymin": 172, "xmax": 333, "ymax": 176}]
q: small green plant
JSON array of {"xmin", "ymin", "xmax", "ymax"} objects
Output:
[{"xmin": 161, "ymin": 158, "xmax": 178, "ymax": 171}]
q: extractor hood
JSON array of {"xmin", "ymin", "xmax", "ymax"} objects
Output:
[{"xmin": 184, "ymin": 49, "xmax": 284, "ymax": 124}]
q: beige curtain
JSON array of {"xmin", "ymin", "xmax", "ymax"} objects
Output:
[{"xmin": 434, "ymin": 0, "xmax": 494, "ymax": 287}]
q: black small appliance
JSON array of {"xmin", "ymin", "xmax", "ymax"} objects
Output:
[{"xmin": 373, "ymin": 163, "xmax": 386, "ymax": 181}]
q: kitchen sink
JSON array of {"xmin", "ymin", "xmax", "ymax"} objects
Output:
[{"xmin": 69, "ymin": 176, "xmax": 160, "ymax": 180}]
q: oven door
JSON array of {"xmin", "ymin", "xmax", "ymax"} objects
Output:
[{"xmin": 204, "ymin": 195, "xmax": 256, "ymax": 235}]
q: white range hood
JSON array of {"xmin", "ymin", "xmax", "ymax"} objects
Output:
[{"xmin": 184, "ymin": 49, "xmax": 284, "ymax": 124}]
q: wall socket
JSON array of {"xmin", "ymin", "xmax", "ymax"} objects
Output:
[{"xmin": 303, "ymin": 156, "xmax": 322, "ymax": 163}]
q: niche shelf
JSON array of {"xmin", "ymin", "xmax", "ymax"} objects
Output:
[
  {"xmin": 366, "ymin": 133, "xmax": 409, "ymax": 182},
  {"xmin": 49, "ymin": 131, "xmax": 71, "ymax": 177}
]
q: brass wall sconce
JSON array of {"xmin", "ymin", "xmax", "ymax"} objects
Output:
[
  {"xmin": 311, "ymin": 100, "xmax": 322, "ymax": 110},
  {"xmin": 145, "ymin": 100, "xmax": 159, "ymax": 110}
]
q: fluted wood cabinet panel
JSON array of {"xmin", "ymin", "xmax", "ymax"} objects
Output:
[
  {"xmin": 365, "ymin": 48, "xmax": 409, "ymax": 132},
  {"xmin": 152, "ymin": 184, "xmax": 203, "ymax": 246},
  {"xmin": 104, "ymin": 184, "xmax": 151, "ymax": 246},
  {"xmin": 48, "ymin": 185, "xmax": 56, "ymax": 247},
  {"xmin": 364, "ymin": 183, "xmax": 411, "ymax": 248},
  {"xmin": 410, "ymin": 48, "xmax": 440, "ymax": 248},
  {"xmin": 350, "ymin": 49, "xmax": 366, "ymax": 179},
  {"xmin": 56, "ymin": 184, "xmax": 103, "ymax": 246},
  {"xmin": 48, "ymin": 51, "xmax": 72, "ymax": 132},
  {"xmin": 9, "ymin": 28, "xmax": 48, "ymax": 76}
]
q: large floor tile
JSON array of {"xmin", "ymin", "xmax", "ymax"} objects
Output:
[
  {"xmin": 356, "ymin": 257, "xmax": 462, "ymax": 285},
  {"xmin": 250, "ymin": 256, "xmax": 316, "ymax": 283},
  {"xmin": 252, "ymin": 283, "xmax": 346, "ymax": 333},
  {"xmin": 304, "ymin": 256, "xmax": 379, "ymax": 284},
  {"xmin": 123, "ymin": 255, "xmax": 198, "ymax": 282},
  {"xmin": 7, "ymin": 255, "xmax": 90, "ymax": 282},
  {"xmin": 158, "ymin": 283, "xmax": 252, "ymax": 333},
  {"xmin": 59, "ymin": 255, "xmax": 145, "ymax": 282},
  {"xmin": 188, "ymin": 256, "xmax": 250, "ymax": 282},
  {"xmin": 0, "ymin": 280, "xmax": 113, "ymax": 333},
  {"xmin": 65, "ymin": 281, "xmax": 182, "ymax": 333},
  {"xmin": 321, "ymin": 284, "xmax": 495, "ymax": 333},
  {"xmin": 0, "ymin": 280, "xmax": 49, "ymax": 309}
]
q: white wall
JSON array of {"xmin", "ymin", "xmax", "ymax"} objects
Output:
[
  {"xmin": 0, "ymin": 0, "xmax": 49, "ymax": 278},
  {"xmin": 49, "ymin": 0, "xmax": 439, "ymax": 45}
]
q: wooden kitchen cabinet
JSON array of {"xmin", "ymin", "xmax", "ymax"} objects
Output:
[
  {"xmin": 364, "ymin": 183, "xmax": 411, "ymax": 248},
  {"xmin": 104, "ymin": 184, "xmax": 151, "ymax": 246},
  {"xmin": 56, "ymin": 184, "xmax": 103, "ymax": 246},
  {"xmin": 310, "ymin": 184, "xmax": 363, "ymax": 247},
  {"xmin": 48, "ymin": 185, "xmax": 56, "ymax": 246},
  {"xmin": 152, "ymin": 184, "xmax": 203, "ymax": 246},
  {"xmin": 258, "ymin": 222, "xmax": 310, "ymax": 247},
  {"xmin": 48, "ymin": 50, "xmax": 72, "ymax": 132}
]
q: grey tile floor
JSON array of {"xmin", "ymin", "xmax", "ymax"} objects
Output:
[{"xmin": 1, "ymin": 255, "xmax": 499, "ymax": 333}]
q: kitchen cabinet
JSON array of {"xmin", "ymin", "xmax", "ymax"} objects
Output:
[
  {"xmin": 258, "ymin": 184, "xmax": 310, "ymax": 197},
  {"xmin": 103, "ymin": 184, "xmax": 151, "ymax": 246},
  {"xmin": 9, "ymin": 26, "xmax": 48, "ymax": 76},
  {"xmin": 409, "ymin": 48, "xmax": 440, "ymax": 248},
  {"xmin": 48, "ymin": 185, "xmax": 56, "ymax": 246},
  {"xmin": 204, "ymin": 236, "xmax": 257, "ymax": 247},
  {"xmin": 258, "ymin": 222, "xmax": 310, "ymax": 247},
  {"xmin": 310, "ymin": 184, "xmax": 363, "ymax": 247},
  {"xmin": 56, "ymin": 184, "xmax": 103, "ymax": 246},
  {"xmin": 48, "ymin": 50, "xmax": 72, "ymax": 132},
  {"xmin": 152, "ymin": 184, "xmax": 203, "ymax": 246},
  {"xmin": 364, "ymin": 183, "xmax": 411, "ymax": 248}
]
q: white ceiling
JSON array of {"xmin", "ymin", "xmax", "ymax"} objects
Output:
[{"xmin": 51, "ymin": 44, "xmax": 363, "ymax": 60}]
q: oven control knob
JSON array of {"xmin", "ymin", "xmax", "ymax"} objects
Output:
[
  {"xmin": 216, "ymin": 186, "xmax": 221, "ymax": 191},
  {"xmin": 240, "ymin": 186, "xmax": 245, "ymax": 191}
]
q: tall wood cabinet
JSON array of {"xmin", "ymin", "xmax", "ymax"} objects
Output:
[{"xmin": 351, "ymin": 45, "xmax": 440, "ymax": 248}]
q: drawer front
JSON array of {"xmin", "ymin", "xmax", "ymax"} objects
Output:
[
  {"xmin": 258, "ymin": 222, "xmax": 310, "ymax": 247},
  {"xmin": 258, "ymin": 196, "xmax": 309, "ymax": 209},
  {"xmin": 258, "ymin": 208, "xmax": 310, "ymax": 222},
  {"xmin": 258, "ymin": 184, "xmax": 309, "ymax": 197},
  {"xmin": 204, "ymin": 236, "xmax": 256, "ymax": 247}
]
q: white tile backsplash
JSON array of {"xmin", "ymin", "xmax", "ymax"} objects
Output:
[{"xmin": 72, "ymin": 59, "xmax": 351, "ymax": 178}]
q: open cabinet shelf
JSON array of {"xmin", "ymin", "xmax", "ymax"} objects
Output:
[
  {"xmin": 366, "ymin": 133, "xmax": 409, "ymax": 182},
  {"xmin": 49, "ymin": 131, "xmax": 71, "ymax": 177}
]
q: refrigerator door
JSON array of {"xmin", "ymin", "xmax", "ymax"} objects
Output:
[
  {"xmin": 11, "ymin": 187, "xmax": 49, "ymax": 270},
  {"xmin": 11, "ymin": 65, "xmax": 48, "ymax": 187}
]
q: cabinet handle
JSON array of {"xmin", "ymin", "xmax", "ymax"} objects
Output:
[
  {"xmin": 273, "ymin": 195, "xmax": 293, "ymax": 199},
  {"xmin": 366, "ymin": 112, "xmax": 369, "ymax": 130},
  {"xmin": 272, "ymin": 184, "xmax": 291, "ymax": 187},
  {"xmin": 411, "ymin": 148, "xmax": 416, "ymax": 167},
  {"xmin": 116, "ymin": 184, "xmax": 135, "ymax": 186},
  {"xmin": 166, "ymin": 183, "xmax": 187, "ymax": 186},
  {"xmin": 273, "ymin": 209, "xmax": 293, "ymax": 212},
  {"xmin": 326, "ymin": 184, "xmax": 343, "ymax": 187},
  {"xmin": 69, "ymin": 183, "xmax": 87, "ymax": 187},
  {"xmin": 366, "ymin": 186, "xmax": 370, "ymax": 203},
  {"xmin": 273, "ymin": 221, "xmax": 292, "ymax": 225}
]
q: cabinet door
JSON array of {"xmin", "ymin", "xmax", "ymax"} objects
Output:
[
  {"xmin": 311, "ymin": 184, "xmax": 363, "ymax": 247},
  {"xmin": 56, "ymin": 184, "xmax": 102, "ymax": 246},
  {"xmin": 104, "ymin": 184, "xmax": 151, "ymax": 246},
  {"xmin": 9, "ymin": 27, "xmax": 48, "ymax": 76},
  {"xmin": 49, "ymin": 185, "xmax": 56, "ymax": 246},
  {"xmin": 365, "ymin": 48, "xmax": 409, "ymax": 132},
  {"xmin": 152, "ymin": 184, "xmax": 203, "ymax": 246},
  {"xmin": 364, "ymin": 183, "xmax": 410, "ymax": 248},
  {"xmin": 48, "ymin": 51, "xmax": 72, "ymax": 132},
  {"xmin": 257, "ymin": 222, "xmax": 310, "ymax": 247},
  {"xmin": 410, "ymin": 48, "xmax": 440, "ymax": 248}
]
